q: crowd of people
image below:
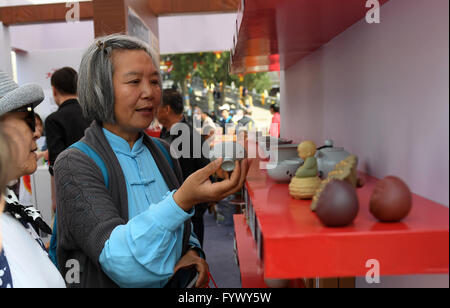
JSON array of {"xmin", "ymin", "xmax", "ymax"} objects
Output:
[
  {"xmin": 0, "ymin": 34, "xmax": 250, "ymax": 288},
  {"xmin": 186, "ymin": 100, "xmax": 280, "ymax": 140}
]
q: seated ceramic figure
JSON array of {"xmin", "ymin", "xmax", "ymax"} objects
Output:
[
  {"xmin": 289, "ymin": 141, "xmax": 321, "ymax": 199},
  {"xmin": 295, "ymin": 141, "xmax": 318, "ymax": 178}
]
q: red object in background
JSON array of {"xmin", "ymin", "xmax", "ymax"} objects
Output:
[
  {"xmin": 23, "ymin": 175, "xmax": 32, "ymax": 194},
  {"xmin": 269, "ymin": 112, "xmax": 280, "ymax": 137},
  {"xmin": 144, "ymin": 128, "xmax": 162, "ymax": 138},
  {"xmin": 240, "ymin": 160, "xmax": 449, "ymax": 281}
]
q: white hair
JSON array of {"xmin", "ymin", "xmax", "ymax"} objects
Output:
[{"xmin": 78, "ymin": 34, "xmax": 162, "ymax": 124}]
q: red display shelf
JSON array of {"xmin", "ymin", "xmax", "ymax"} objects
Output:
[
  {"xmin": 231, "ymin": 0, "xmax": 390, "ymax": 74},
  {"xmin": 244, "ymin": 161, "xmax": 449, "ymax": 279},
  {"xmin": 234, "ymin": 214, "xmax": 268, "ymax": 288}
]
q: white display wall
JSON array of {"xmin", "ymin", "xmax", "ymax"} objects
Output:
[
  {"xmin": 15, "ymin": 48, "xmax": 86, "ymax": 121},
  {"xmin": 9, "ymin": 21, "xmax": 94, "ymax": 52},
  {"xmin": 0, "ymin": 22, "xmax": 12, "ymax": 75},
  {"xmin": 158, "ymin": 13, "xmax": 237, "ymax": 54}
]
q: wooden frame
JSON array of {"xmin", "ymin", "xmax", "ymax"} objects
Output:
[
  {"xmin": 148, "ymin": 0, "xmax": 240, "ymax": 15},
  {"xmin": 0, "ymin": 2, "xmax": 94, "ymax": 26}
]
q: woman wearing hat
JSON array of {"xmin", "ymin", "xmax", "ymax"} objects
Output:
[
  {"xmin": 0, "ymin": 70, "xmax": 66, "ymax": 288},
  {"xmin": 0, "ymin": 130, "xmax": 12, "ymax": 287},
  {"xmin": 0, "ymin": 130, "xmax": 11, "ymax": 247},
  {"xmin": 53, "ymin": 34, "xmax": 249, "ymax": 288}
]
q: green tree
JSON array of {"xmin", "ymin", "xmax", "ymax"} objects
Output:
[
  {"xmin": 161, "ymin": 53, "xmax": 202, "ymax": 97},
  {"xmin": 229, "ymin": 72, "xmax": 272, "ymax": 94},
  {"xmin": 161, "ymin": 51, "xmax": 274, "ymax": 102}
]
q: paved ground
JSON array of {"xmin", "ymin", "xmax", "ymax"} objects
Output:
[
  {"xmin": 203, "ymin": 210, "xmax": 242, "ymax": 288},
  {"xmin": 252, "ymin": 106, "xmax": 273, "ymax": 133},
  {"xmin": 237, "ymin": 106, "xmax": 273, "ymax": 135},
  {"xmin": 201, "ymin": 105, "xmax": 272, "ymax": 289}
]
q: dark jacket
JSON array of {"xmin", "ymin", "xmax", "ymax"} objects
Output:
[
  {"xmin": 160, "ymin": 116, "xmax": 211, "ymax": 181},
  {"xmin": 237, "ymin": 116, "xmax": 255, "ymax": 131},
  {"xmin": 160, "ymin": 117, "xmax": 211, "ymax": 220},
  {"xmin": 54, "ymin": 122, "xmax": 192, "ymax": 288},
  {"xmin": 45, "ymin": 99, "xmax": 90, "ymax": 172}
]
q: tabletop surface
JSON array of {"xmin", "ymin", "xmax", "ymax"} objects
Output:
[{"xmin": 245, "ymin": 159, "xmax": 449, "ymax": 279}]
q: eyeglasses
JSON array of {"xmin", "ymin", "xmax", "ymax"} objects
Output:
[{"xmin": 14, "ymin": 104, "xmax": 36, "ymax": 132}]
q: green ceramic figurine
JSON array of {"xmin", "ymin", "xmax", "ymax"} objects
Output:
[
  {"xmin": 289, "ymin": 141, "xmax": 321, "ymax": 199},
  {"xmin": 295, "ymin": 141, "xmax": 318, "ymax": 178}
]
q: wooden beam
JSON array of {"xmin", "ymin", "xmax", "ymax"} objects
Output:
[
  {"xmin": 93, "ymin": 0, "xmax": 159, "ymax": 41},
  {"xmin": 93, "ymin": 0, "xmax": 127, "ymax": 37},
  {"xmin": 127, "ymin": 0, "xmax": 158, "ymax": 39},
  {"xmin": 148, "ymin": 0, "xmax": 240, "ymax": 15},
  {"xmin": 0, "ymin": 2, "xmax": 93, "ymax": 26},
  {"xmin": 0, "ymin": 0, "xmax": 239, "ymax": 27}
]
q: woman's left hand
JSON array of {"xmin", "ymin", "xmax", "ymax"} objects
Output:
[{"xmin": 173, "ymin": 249, "xmax": 210, "ymax": 288}]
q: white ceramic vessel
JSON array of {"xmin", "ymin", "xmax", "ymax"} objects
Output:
[
  {"xmin": 315, "ymin": 140, "xmax": 352, "ymax": 178},
  {"xmin": 210, "ymin": 141, "xmax": 246, "ymax": 172},
  {"xmin": 266, "ymin": 160, "xmax": 302, "ymax": 183}
]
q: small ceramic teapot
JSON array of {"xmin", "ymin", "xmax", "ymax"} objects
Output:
[
  {"xmin": 315, "ymin": 140, "xmax": 351, "ymax": 179},
  {"xmin": 210, "ymin": 141, "xmax": 246, "ymax": 172}
]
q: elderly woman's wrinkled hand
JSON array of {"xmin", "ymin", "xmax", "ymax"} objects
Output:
[
  {"xmin": 173, "ymin": 249, "xmax": 209, "ymax": 288},
  {"xmin": 174, "ymin": 158, "xmax": 250, "ymax": 211}
]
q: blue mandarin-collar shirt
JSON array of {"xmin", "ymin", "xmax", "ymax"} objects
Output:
[{"xmin": 99, "ymin": 129, "xmax": 200, "ymax": 288}]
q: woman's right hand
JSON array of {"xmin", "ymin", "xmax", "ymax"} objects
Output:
[{"xmin": 174, "ymin": 158, "xmax": 250, "ymax": 212}]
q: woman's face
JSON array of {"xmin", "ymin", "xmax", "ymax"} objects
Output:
[
  {"xmin": 110, "ymin": 50, "xmax": 161, "ymax": 137},
  {"xmin": 1, "ymin": 112, "xmax": 39, "ymax": 179}
]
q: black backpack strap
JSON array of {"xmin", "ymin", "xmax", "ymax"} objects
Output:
[{"xmin": 182, "ymin": 220, "xmax": 192, "ymax": 256}]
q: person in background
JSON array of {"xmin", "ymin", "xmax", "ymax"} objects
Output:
[
  {"xmin": 34, "ymin": 113, "xmax": 49, "ymax": 162},
  {"xmin": 237, "ymin": 107, "xmax": 255, "ymax": 133},
  {"xmin": 45, "ymin": 67, "xmax": 89, "ymax": 174},
  {"xmin": 209, "ymin": 111, "xmax": 217, "ymax": 123},
  {"xmin": 45, "ymin": 67, "xmax": 89, "ymax": 212},
  {"xmin": 243, "ymin": 89, "xmax": 254, "ymax": 109},
  {"xmin": 54, "ymin": 34, "xmax": 249, "ymax": 288},
  {"xmin": 200, "ymin": 109, "xmax": 217, "ymax": 141},
  {"xmin": 0, "ymin": 70, "xmax": 65, "ymax": 288},
  {"xmin": 233, "ymin": 108, "xmax": 244, "ymax": 124},
  {"xmin": 157, "ymin": 89, "xmax": 212, "ymax": 247},
  {"xmin": 218, "ymin": 103, "xmax": 235, "ymax": 133},
  {"xmin": 269, "ymin": 103, "xmax": 281, "ymax": 138},
  {"xmin": 184, "ymin": 103, "xmax": 193, "ymax": 124},
  {"xmin": 192, "ymin": 105, "xmax": 203, "ymax": 134}
]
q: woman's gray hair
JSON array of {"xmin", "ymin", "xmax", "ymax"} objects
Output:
[{"xmin": 78, "ymin": 34, "xmax": 161, "ymax": 124}]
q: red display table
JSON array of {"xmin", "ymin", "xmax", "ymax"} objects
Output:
[
  {"xmin": 234, "ymin": 214, "xmax": 267, "ymax": 288},
  {"xmin": 240, "ymin": 161, "xmax": 449, "ymax": 281}
]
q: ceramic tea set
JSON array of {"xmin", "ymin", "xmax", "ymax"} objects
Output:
[
  {"xmin": 208, "ymin": 138, "xmax": 354, "ymax": 184},
  {"xmin": 260, "ymin": 138, "xmax": 352, "ymax": 183}
]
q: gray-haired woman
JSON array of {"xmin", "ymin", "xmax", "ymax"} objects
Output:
[{"xmin": 54, "ymin": 34, "xmax": 249, "ymax": 288}]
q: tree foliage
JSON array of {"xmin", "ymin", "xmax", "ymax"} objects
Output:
[{"xmin": 161, "ymin": 51, "xmax": 274, "ymax": 94}]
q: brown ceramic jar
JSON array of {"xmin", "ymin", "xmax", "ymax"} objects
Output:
[{"xmin": 370, "ymin": 176, "xmax": 412, "ymax": 222}]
